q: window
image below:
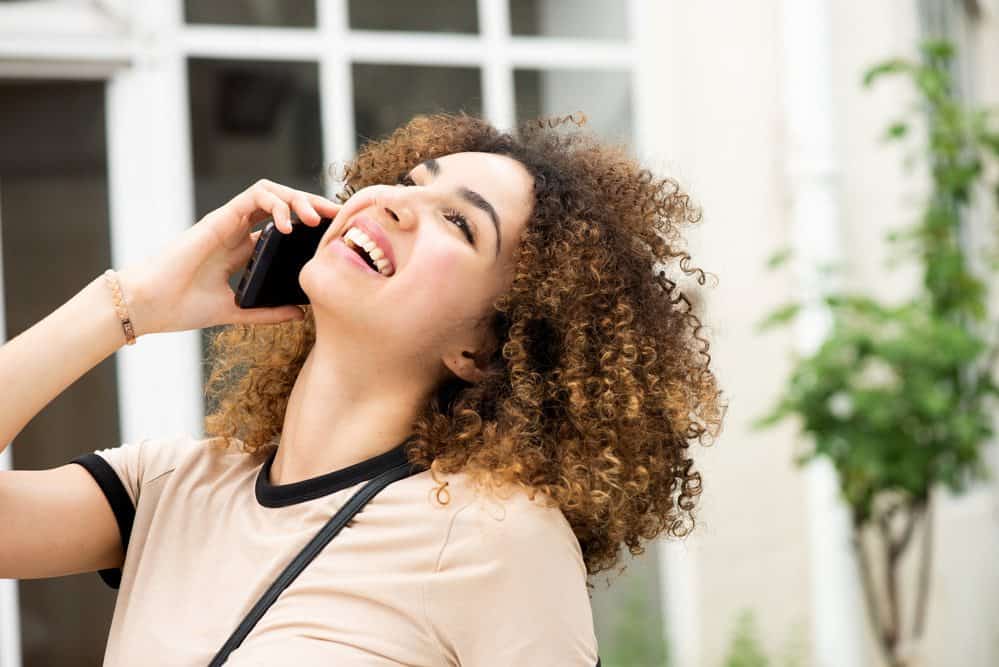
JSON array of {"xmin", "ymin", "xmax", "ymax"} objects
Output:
[
  {"xmin": 348, "ymin": 1, "xmax": 478, "ymax": 33},
  {"xmin": 185, "ymin": 0, "xmax": 316, "ymax": 28},
  {"xmin": 0, "ymin": 79, "xmax": 118, "ymax": 667}
]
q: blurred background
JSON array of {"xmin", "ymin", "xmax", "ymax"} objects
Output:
[{"xmin": 0, "ymin": 1, "xmax": 997, "ymax": 666}]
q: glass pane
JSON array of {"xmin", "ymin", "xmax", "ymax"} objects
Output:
[
  {"xmin": 510, "ymin": 0, "xmax": 628, "ymax": 40},
  {"xmin": 187, "ymin": 58, "xmax": 323, "ymax": 386},
  {"xmin": 591, "ymin": 544, "xmax": 669, "ymax": 666},
  {"xmin": 352, "ymin": 63, "xmax": 482, "ymax": 146},
  {"xmin": 185, "ymin": 0, "xmax": 316, "ymax": 27},
  {"xmin": 515, "ymin": 68, "xmax": 632, "ymax": 149},
  {"xmin": 348, "ymin": 0, "xmax": 478, "ymax": 33},
  {"xmin": 0, "ymin": 79, "xmax": 118, "ymax": 666}
]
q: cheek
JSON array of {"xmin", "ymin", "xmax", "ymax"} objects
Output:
[
  {"xmin": 425, "ymin": 251, "xmax": 461, "ymax": 277},
  {"xmin": 408, "ymin": 247, "xmax": 465, "ymax": 291},
  {"xmin": 397, "ymin": 250, "xmax": 487, "ymax": 316}
]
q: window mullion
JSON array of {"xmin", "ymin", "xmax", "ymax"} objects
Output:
[
  {"xmin": 317, "ymin": 0, "xmax": 355, "ymax": 198},
  {"xmin": 479, "ymin": 0, "xmax": 514, "ymax": 131},
  {"xmin": 180, "ymin": 25, "xmax": 322, "ymax": 60}
]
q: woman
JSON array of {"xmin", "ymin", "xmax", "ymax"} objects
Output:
[{"xmin": 0, "ymin": 111, "xmax": 724, "ymax": 665}]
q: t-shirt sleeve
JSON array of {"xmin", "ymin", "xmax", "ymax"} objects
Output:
[
  {"xmin": 424, "ymin": 489, "xmax": 600, "ymax": 666},
  {"xmin": 69, "ymin": 434, "xmax": 196, "ymax": 589}
]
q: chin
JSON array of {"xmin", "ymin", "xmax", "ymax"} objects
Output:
[
  {"xmin": 297, "ymin": 259, "xmax": 375, "ymax": 327},
  {"xmin": 297, "ymin": 259, "xmax": 335, "ymax": 315}
]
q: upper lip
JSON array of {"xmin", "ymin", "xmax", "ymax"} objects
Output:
[{"xmin": 340, "ymin": 215, "xmax": 396, "ymax": 273}]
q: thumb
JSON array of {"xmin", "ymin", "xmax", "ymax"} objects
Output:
[{"xmin": 226, "ymin": 300, "xmax": 307, "ymax": 326}]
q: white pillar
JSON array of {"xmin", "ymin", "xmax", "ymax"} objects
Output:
[
  {"xmin": 316, "ymin": 0, "xmax": 356, "ymax": 197},
  {"xmin": 104, "ymin": 0, "xmax": 205, "ymax": 443},
  {"xmin": 478, "ymin": 0, "xmax": 516, "ymax": 132},
  {"xmin": 658, "ymin": 539, "xmax": 700, "ymax": 667},
  {"xmin": 0, "ymin": 178, "xmax": 23, "ymax": 667},
  {"xmin": 780, "ymin": 1, "xmax": 866, "ymax": 665}
]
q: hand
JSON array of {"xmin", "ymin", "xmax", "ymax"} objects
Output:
[{"xmin": 116, "ymin": 179, "xmax": 342, "ymax": 337}]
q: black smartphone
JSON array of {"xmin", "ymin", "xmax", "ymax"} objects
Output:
[{"xmin": 235, "ymin": 216, "xmax": 333, "ymax": 308}]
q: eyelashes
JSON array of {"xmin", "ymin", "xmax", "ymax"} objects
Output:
[{"xmin": 395, "ymin": 174, "xmax": 475, "ymax": 246}]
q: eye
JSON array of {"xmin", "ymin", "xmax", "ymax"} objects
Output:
[
  {"xmin": 395, "ymin": 173, "xmax": 476, "ymax": 246},
  {"xmin": 443, "ymin": 209, "xmax": 475, "ymax": 245}
]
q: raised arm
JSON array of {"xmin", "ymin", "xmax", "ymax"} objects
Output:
[{"xmin": 0, "ymin": 272, "xmax": 132, "ymax": 452}]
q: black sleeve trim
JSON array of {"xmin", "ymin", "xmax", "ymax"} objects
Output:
[{"xmin": 71, "ymin": 453, "xmax": 135, "ymax": 590}]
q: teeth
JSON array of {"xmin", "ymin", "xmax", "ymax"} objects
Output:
[{"xmin": 344, "ymin": 227, "xmax": 394, "ymax": 276}]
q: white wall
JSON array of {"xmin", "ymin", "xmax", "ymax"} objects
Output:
[
  {"xmin": 644, "ymin": 0, "xmax": 999, "ymax": 665},
  {"xmin": 642, "ymin": 1, "xmax": 814, "ymax": 665}
]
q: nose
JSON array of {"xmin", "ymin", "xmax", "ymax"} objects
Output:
[{"xmin": 377, "ymin": 184, "xmax": 419, "ymax": 231}]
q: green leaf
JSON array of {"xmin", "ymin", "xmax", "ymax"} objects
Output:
[
  {"xmin": 919, "ymin": 39, "xmax": 954, "ymax": 62},
  {"xmin": 862, "ymin": 59, "xmax": 911, "ymax": 87},
  {"xmin": 765, "ymin": 246, "xmax": 794, "ymax": 270},
  {"xmin": 756, "ymin": 302, "xmax": 802, "ymax": 333},
  {"xmin": 884, "ymin": 121, "xmax": 909, "ymax": 140}
]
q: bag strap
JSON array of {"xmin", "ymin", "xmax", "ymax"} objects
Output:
[{"xmin": 208, "ymin": 460, "xmax": 422, "ymax": 666}]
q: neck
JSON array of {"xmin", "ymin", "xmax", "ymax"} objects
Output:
[{"xmin": 271, "ymin": 337, "xmax": 432, "ymax": 486}]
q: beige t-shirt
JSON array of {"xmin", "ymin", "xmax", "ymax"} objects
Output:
[{"xmin": 70, "ymin": 433, "xmax": 600, "ymax": 666}]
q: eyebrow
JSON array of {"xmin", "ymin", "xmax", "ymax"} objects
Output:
[{"xmin": 419, "ymin": 157, "xmax": 502, "ymax": 260}]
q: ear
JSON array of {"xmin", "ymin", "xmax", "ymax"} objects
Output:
[
  {"xmin": 442, "ymin": 348, "xmax": 494, "ymax": 384},
  {"xmin": 442, "ymin": 319, "xmax": 502, "ymax": 384}
]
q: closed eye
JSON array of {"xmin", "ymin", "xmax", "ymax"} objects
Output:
[{"xmin": 396, "ymin": 173, "xmax": 476, "ymax": 246}]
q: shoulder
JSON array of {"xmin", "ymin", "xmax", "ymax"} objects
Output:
[
  {"xmin": 91, "ymin": 432, "xmax": 211, "ymax": 477},
  {"xmin": 421, "ymin": 472, "xmax": 599, "ymax": 663},
  {"xmin": 83, "ymin": 433, "xmax": 222, "ymax": 504},
  {"xmin": 431, "ymin": 470, "xmax": 585, "ymax": 577}
]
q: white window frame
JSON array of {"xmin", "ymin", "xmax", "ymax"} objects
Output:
[{"xmin": 0, "ymin": 2, "xmax": 656, "ymax": 665}]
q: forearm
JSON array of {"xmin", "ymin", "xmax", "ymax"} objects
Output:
[{"xmin": 0, "ymin": 272, "xmax": 133, "ymax": 453}]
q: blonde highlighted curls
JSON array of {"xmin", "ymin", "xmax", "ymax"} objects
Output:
[{"xmin": 203, "ymin": 110, "xmax": 726, "ymax": 583}]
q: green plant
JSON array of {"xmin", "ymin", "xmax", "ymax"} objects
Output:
[
  {"xmin": 720, "ymin": 610, "xmax": 808, "ymax": 667},
  {"xmin": 599, "ymin": 570, "xmax": 670, "ymax": 667},
  {"xmin": 754, "ymin": 39, "xmax": 999, "ymax": 667},
  {"xmin": 723, "ymin": 610, "xmax": 770, "ymax": 667}
]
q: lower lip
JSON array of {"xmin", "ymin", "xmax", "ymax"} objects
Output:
[{"xmin": 330, "ymin": 238, "xmax": 386, "ymax": 278}]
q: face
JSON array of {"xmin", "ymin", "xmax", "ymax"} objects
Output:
[{"xmin": 299, "ymin": 151, "xmax": 535, "ymax": 384}]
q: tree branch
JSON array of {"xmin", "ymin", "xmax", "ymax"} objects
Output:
[
  {"xmin": 890, "ymin": 502, "xmax": 920, "ymax": 560},
  {"xmin": 878, "ymin": 507, "xmax": 900, "ymax": 657},
  {"xmin": 913, "ymin": 497, "xmax": 934, "ymax": 638},
  {"xmin": 853, "ymin": 524, "xmax": 893, "ymax": 664}
]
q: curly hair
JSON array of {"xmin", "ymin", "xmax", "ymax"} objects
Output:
[{"xmin": 204, "ymin": 110, "xmax": 726, "ymax": 582}]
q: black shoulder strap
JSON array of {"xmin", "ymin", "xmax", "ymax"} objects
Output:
[{"xmin": 208, "ymin": 460, "xmax": 421, "ymax": 666}]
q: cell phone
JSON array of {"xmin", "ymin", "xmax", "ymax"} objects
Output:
[{"xmin": 235, "ymin": 216, "xmax": 333, "ymax": 308}]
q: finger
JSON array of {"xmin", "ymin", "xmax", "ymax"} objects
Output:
[
  {"xmin": 226, "ymin": 229, "xmax": 263, "ymax": 271},
  {"xmin": 216, "ymin": 181, "xmax": 338, "ymax": 250},
  {"xmin": 223, "ymin": 180, "xmax": 293, "ymax": 234},
  {"xmin": 255, "ymin": 179, "xmax": 341, "ymax": 218},
  {"xmin": 291, "ymin": 193, "xmax": 321, "ymax": 225},
  {"xmin": 306, "ymin": 194, "xmax": 342, "ymax": 219},
  {"xmin": 252, "ymin": 188, "xmax": 292, "ymax": 233},
  {"xmin": 229, "ymin": 302, "xmax": 307, "ymax": 326}
]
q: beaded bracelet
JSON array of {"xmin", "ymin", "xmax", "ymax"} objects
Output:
[{"xmin": 103, "ymin": 269, "xmax": 137, "ymax": 346}]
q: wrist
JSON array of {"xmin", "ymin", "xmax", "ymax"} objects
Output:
[{"xmin": 106, "ymin": 267, "xmax": 152, "ymax": 341}]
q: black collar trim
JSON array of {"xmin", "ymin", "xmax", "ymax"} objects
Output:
[{"xmin": 255, "ymin": 436, "xmax": 417, "ymax": 508}]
